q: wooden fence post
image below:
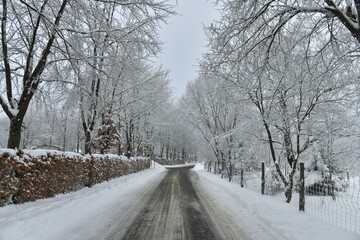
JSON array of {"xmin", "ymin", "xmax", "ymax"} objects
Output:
[
  {"xmin": 221, "ymin": 161, "xmax": 224, "ymax": 179},
  {"xmin": 261, "ymin": 162, "xmax": 265, "ymax": 195},
  {"xmin": 299, "ymin": 162, "xmax": 305, "ymax": 212},
  {"xmin": 240, "ymin": 168, "xmax": 244, "ymax": 188},
  {"xmin": 229, "ymin": 163, "xmax": 232, "ymax": 182}
]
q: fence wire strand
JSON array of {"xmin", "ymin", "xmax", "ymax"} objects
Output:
[
  {"xmin": 287, "ymin": 175, "xmax": 359, "ymax": 235},
  {"xmin": 229, "ymin": 169, "xmax": 360, "ymax": 235},
  {"xmin": 206, "ymin": 161, "xmax": 360, "ymax": 235}
]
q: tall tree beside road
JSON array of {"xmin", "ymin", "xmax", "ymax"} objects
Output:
[
  {"xmin": 63, "ymin": 1, "xmax": 173, "ymax": 154},
  {"xmin": 0, "ymin": 0, "xmax": 69, "ymax": 149},
  {"xmin": 200, "ymin": 0, "xmax": 360, "ymax": 202},
  {"xmin": 0, "ymin": 0, "xmax": 174, "ymax": 150},
  {"xmin": 181, "ymin": 74, "xmax": 241, "ymax": 180},
  {"xmin": 210, "ymin": 0, "xmax": 360, "ymax": 67}
]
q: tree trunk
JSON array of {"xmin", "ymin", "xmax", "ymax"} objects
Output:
[
  {"xmin": 76, "ymin": 133, "xmax": 80, "ymax": 153},
  {"xmin": 285, "ymin": 177, "xmax": 294, "ymax": 203},
  {"xmin": 285, "ymin": 162, "xmax": 298, "ymax": 203},
  {"xmin": 221, "ymin": 160, "xmax": 225, "ymax": 179},
  {"xmin": 62, "ymin": 117, "xmax": 67, "ymax": 151},
  {"xmin": 84, "ymin": 130, "xmax": 92, "ymax": 154},
  {"xmin": 228, "ymin": 163, "xmax": 232, "ymax": 182},
  {"xmin": 262, "ymin": 120, "xmax": 288, "ymax": 186},
  {"xmin": 126, "ymin": 130, "xmax": 132, "ymax": 158},
  {"xmin": 117, "ymin": 143, "xmax": 122, "ymax": 155},
  {"xmin": 160, "ymin": 143, "xmax": 164, "ymax": 158},
  {"xmin": 240, "ymin": 168, "xmax": 244, "ymax": 187},
  {"xmin": 166, "ymin": 142, "xmax": 169, "ymax": 160},
  {"xmin": 7, "ymin": 117, "xmax": 24, "ymax": 149}
]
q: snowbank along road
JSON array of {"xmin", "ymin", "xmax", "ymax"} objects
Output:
[
  {"xmin": 2, "ymin": 164, "xmax": 357, "ymax": 240},
  {"xmin": 104, "ymin": 165, "xmax": 243, "ymax": 240}
]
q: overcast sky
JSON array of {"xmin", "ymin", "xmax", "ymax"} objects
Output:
[{"xmin": 155, "ymin": 0, "xmax": 220, "ymax": 100}]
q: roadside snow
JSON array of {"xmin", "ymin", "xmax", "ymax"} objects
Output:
[
  {"xmin": 0, "ymin": 161, "xmax": 358, "ymax": 240},
  {"xmin": 0, "ymin": 162, "xmax": 165, "ymax": 240},
  {"xmin": 193, "ymin": 162, "xmax": 205, "ymax": 171},
  {"xmin": 164, "ymin": 163, "xmax": 196, "ymax": 169},
  {"xmin": 193, "ymin": 164, "xmax": 359, "ymax": 240}
]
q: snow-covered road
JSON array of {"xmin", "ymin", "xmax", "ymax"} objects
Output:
[
  {"xmin": 0, "ymin": 163, "xmax": 358, "ymax": 240},
  {"xmin": 116, "ymin": 165, "xmax": 226, "ymax": 239}
]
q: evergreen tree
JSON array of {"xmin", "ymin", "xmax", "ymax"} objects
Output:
[{"xmin": 90, "ymin": 105, "xmax": 121, "ymax": 154}]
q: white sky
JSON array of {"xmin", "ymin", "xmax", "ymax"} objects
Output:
[{"xmin": 155, "ymin": 0, "xmax": 220, "ymax": 100}]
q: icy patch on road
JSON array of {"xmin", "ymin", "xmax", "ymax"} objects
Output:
[
  {"xmin": 194, "ymin": 168, "xmax": 359, "ymax": 240},
  {"xmin": 0, "ymin": 161, "xmax": 165, "ymax": 240}
]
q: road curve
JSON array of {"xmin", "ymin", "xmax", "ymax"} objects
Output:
[{"xmin": 105, "ymin": 166, "xmax": 241, "ymax": 240}]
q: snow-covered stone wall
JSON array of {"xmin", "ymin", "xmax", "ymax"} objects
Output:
[{"xmin": 0, "ymin": 149, "xmax": 150, "ymax": 206}]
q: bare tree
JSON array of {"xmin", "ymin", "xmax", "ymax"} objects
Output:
[
  {"xmin": 0, "ymin": 0, "xmax": 69, "ymax": 148},
  {"xmin": 181, "ymin": 74, "xmax": 241, "ymax": 180},
  {"xmin": 0, "ymin": 0, "xmax": 173, "ymax": 150},
  {"xmin": 118, "ymin": 63, "xmax": 170, "ymax": 158},
  {"xmin": 211, "ymin": 0, "xmax": 359, "ymax": 62},
  {"xmin": 206, "ymin": 21, "xmax": 356, "ymax": 201},
  {"xmin": 50, "ymin": 0, "xmax": 173, "ymax": 153}
]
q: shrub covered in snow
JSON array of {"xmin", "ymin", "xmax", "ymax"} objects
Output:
[
  {"xmin": 294, "ymin": 157, "xmax": 348, "ymax": 196},
  {"xmin": 0, "ymin": 149, "xmax": 150, "ymax": 206},
  {"xmin": 265, "ymin": 166, "xmax": 284, "ymax": 195}
]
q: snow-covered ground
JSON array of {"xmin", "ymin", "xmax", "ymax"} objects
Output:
[
  {"xmin": 164, "ymin": 163, "xmax": 196, "ymax": 169},
  {"xmin": 285, "ymin": 176, "xmax": 360, "ymax": 235},
  {"xmin": 0, "ymin": 162, "xmax": 166, "ymax": 240},
  {"xmin": 231, "ymin": 169, "xmax": 360, "ymax": 235},
  {"xmin": 195, "ymin": 166, "xmax": 359, "ymax": 240},
  {"xmin": 0, "ymin": 162, "xmax": 358, "ymax": 240}
]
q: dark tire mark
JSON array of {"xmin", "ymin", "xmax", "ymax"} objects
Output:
[
  {"xmin": 118, "ymin": 167, "xmax": 223, "ymax": 240},
  {"xmin": 177, "ymin": 169, "xmax": 221, "ymax": 240}
]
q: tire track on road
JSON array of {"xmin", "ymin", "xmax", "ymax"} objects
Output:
[{"xmin": 117, "ymin": 166, "xmax": 225, "ymax": 240}]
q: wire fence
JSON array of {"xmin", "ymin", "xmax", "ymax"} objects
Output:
[
  {"xmin": 219, "ymin": 166, "xmax": 360, "ymax": 235},
  {"xmin": 288, "ymin": 175, "xmax": 360, "ymax": 235}
]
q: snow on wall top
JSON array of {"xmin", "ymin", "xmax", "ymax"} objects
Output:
[{"xmin": 0, "ymin": 148, "xmax": 149, "ymax": 162}]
